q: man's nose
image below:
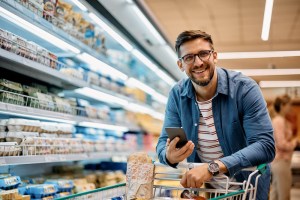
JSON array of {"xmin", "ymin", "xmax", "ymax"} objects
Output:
[{"xmin": 194, "ymin": 55, "xmax": 204, "ymax": 65}]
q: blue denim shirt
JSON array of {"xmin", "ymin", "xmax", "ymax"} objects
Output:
[{"xmin": 156, "ymin": 67, "xmax": 275, "ymax": 200}]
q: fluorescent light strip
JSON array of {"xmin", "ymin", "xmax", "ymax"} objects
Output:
[
  {"xmin": 0, "ymin": 7, "xmax": 80, "ymax": 54},
  {"xmin": 88, "ymin": 13, "xmax": 133, "ymax": 51},
  {"xmin": 218, "ymin": 51, "xmax": 300, "ymax": 59},
  {"xmin": 0, "ymin": 110, "xmax": 76, "ymax": 124},
  {"xmin": 75, "ymin": 87, "xmax": 129, "ymax": 107},
  {"xmin": 261, "ymin": 0, "xmax": 274, "ymax": 41},
  {"xmin": 71, "ymin": 0, "xmax": 88, "ymax": 11},
  {"xmin": 131, "ymin": 6, "xmax": 166, "ymax": 45},
  {"xmin": 125, "ymin": 103, "xmax": 164, "ymax": 120},
  {"xmin": 78, "ymin": 122, "xmax": 129, "ymax": 132},
  {"xmin": 259, "ymin": 81, "xmax": 300, "ymax": 88},
  {"xmin": 77, "ymin": 53, "xmax": 128, "ymax": 81},
  {"xmin": 132, "ymin": 49, "xmax": 175, "ymax": 85},
  {"xmin": 127, "ymin": 78, "xmax": 168, "ymax": 104},
  {"xmin": 233, "ymin": 69, "xmax": 300, "ymax": 76}
]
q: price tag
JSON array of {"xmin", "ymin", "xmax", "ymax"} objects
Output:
[
  {"xmin": 45, "ymin": 156, "xmax": 57, "ymax": 162},
  {"xmin": 6, "ymin": 0, "xmax": 16, "ymax": 7},
  {"xmin": 9, "ymin": 105, "xmax": 28, "ymax": 113},
  {"xmin": 59, "ymin": 155, "xmax": 66, "ymax": 161},
  {"xmin": 52, "ymin": 26, "xmax": 58, "ymax": 33},
  {"xmin": 0, "ymin": 103, "xmax": 6, "ymax": 110},
  {"xmin": 33, "ymin": 14, "xmax": 42, "ymax": 23},
  {"xmin": 22, "ymin": 57, "xmax": 29, "ymax": 65},
  {"xmin": 6, "ymin": 104, "xmax": 17, "ymax": 111},
  {"xmin": 15, "ymin": 3, "xmax": 24, "ymax": 12},
  {"xmin": 0, "ymin": 158, "xmax": 6, "ymax": 165}
]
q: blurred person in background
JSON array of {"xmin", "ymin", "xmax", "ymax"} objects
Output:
[
  {"xmin": 270, "ymin": 95, "xmax": 298, "ymax": 200},
  {"xmin": 156, "ymin": 30, "xmax": 275, "ymax": 200}
]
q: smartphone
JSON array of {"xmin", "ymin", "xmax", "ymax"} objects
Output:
[{"xmin": 165, "ymin": 127, "xmax": 188, "ymax": 148}]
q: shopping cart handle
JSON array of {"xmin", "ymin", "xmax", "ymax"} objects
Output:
[{"xmin": 257, "ymin": 163, "xmax": 267, "ymax": 174}]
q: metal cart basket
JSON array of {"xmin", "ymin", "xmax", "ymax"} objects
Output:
[{"xmin": 56, "ymin": 162, "xmax": 267, "ymax": 200}]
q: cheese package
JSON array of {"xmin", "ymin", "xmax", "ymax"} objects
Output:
[{"xmin": 126, "ymin": 152, "xmax": 154, "ymax": 200}]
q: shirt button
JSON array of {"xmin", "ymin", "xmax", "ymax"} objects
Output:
[{"xmin": 194, "ymin": 123, "xmax": 197, "ymax": 126}]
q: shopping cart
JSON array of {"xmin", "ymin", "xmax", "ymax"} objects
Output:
[
  {"xmin": 153, "ymin": 162, "xmax": 267, "ymax": 200},
  {"xmin": 55, "ymin": 162, "xmax": 267, "ymax": 200}
]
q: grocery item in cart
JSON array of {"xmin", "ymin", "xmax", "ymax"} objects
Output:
[{"xmin": 126, "ymin": 152, "xmax": 154, "ymax": 200}]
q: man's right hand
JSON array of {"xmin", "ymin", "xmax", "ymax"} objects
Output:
[{"xmin": 166, "ymin": 137, "xmax": 195, "ymax": 164}]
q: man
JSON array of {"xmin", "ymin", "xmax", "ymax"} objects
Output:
[{"xmin": 156, "ymin": 30, "xmax": 275, "ymax": 200}]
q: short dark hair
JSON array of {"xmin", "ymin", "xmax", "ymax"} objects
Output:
[
  {"xmin": 274, "ymin": 94, "xmax": 291, "ymax": 113},
  {"xmin": 175, "ymin": 30, "xmax": 214, "ymax": 58}
]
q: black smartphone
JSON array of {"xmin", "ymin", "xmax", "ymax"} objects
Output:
[{"xmin": 165, "ymin": 127, "xmax": 188, "ymax": 148}]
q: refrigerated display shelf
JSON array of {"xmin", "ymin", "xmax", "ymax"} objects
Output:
[
  {"xmin": 0, "ymin": 48, "xmax": 88, "ymax": 90},
  {"xmin": 0, "ymin": 152, "xmax": 139, "ymax": 166},
  {"xmin": 0, "ymin": 37, "xmax": 163, "ymax": 118},
  {"xmin": 0, "ymin": 0, "xmax": 118, "ymax": 71},
  {"xmin": 0, "ymin": 101, "xmax": 139, "ymax": 130}
]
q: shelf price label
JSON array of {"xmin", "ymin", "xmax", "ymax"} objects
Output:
[
  {"xmin": 15, "ymin": 3, "xmax": 24, "ymax": 12},
  {"xmin": 7, "ymin": 105, "xmax": 28, "ymax": 113},
  {"xmin": 0, "ymin": 103, "xmax": 7, "ymax": 110},
  {"xmin": 33, "ymin": 14, "xmax": 42, "ymax": 23},
  {"xmin": 0, "ymin": 158, "xmax": 6, "ymax": 165},
  {"xmin": 59, "ymin": 155, "xmax": 66, "ymax": 161},
  {"xmin": 45, "ymin": 156, "xmax": 57, "ymax": 162}
]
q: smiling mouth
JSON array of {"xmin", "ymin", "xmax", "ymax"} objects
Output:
[{"xmin": 192, "ymin": 66, "xmax": 207, "ymax": 74}]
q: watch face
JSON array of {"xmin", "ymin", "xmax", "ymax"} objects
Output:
[{"xmin": 209, "ymin": 162, "xmax": 219, "ymax": 173}]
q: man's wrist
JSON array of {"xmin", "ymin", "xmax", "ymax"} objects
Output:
[{"xmin": 215, "ymin": 160, "xmax": 228, "ymax": 174}]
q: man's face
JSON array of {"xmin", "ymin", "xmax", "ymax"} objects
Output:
[{"xmin": 177, "ymin": 38, "xmax": 217, "ymax": 87}]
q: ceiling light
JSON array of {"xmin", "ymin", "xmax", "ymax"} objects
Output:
[
  {"xmin": 127, "ymin": 78, "xmax": 168, "ymax": 104},
  {"xmin": 132, "ymin": 49, "xmax": 175, "ymax": 86},
  {"xmin": 88, "ymin": 12, "xmax": 133, "ymax": 51},
  {"xmin": 71, "ymin": 0, "xmax": 88, "ymax": 11},
  {"xmin": 0, "ymin": 7, "xmax": 80, "ymax": 54},
  {"xmin": 261, "ymin": 0, "xmax": 274, "ymax": 41},
  {"xmin": 74, "ymin": 87, "xmax": 129, "ymax": 106},
  {"xmin": 0, "ymin": 110, "xmax": 76, "ymax": 124},
  {"xmin": 131, "ymin": 6, "xmax": 166, "ymax": 45},
  {"xmin": 259, "ymin": 81, "xmax": 300, "ymax": 88},
  {"xmin": 218, "ymin": 51, "xmax": 300, "ymax": 59},
  {"xmin": 77, "ymin": 53, "xmax": 128, "ymax": 80},
  {"xmin": 78, "ymin": 122, "xmax": 129, "ymax": 132},
  {"xmin": 233, "ymin": 69, "xmax": 300, "ymax": 76}
]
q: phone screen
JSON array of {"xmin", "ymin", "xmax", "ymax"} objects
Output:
[{"xmin": 165, "ymin": 127, "xmax": 188, "ymax": 148}]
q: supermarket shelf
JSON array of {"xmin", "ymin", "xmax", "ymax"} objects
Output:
[
  {"xmin": 0, "ymin": 151, "xmax": 145, "ymax": 166},
  {"xmin": 0, "ymin": 0, "xmax": 115, "ymax": 69},
  {"xmin": 0, "ymin": 48, "xmax": 88, "ymax": 89},
  {"xmin": 0, "ymin": 102, "xmax": 140, "ymax": 130}
]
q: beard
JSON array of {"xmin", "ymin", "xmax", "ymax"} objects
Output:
[{"xmin": 190, "ymin": 63, "xmax": 215, "ymax": 87}]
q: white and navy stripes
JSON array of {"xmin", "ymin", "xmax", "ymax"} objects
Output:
[
  {"xmin": 196, "ymin": 98, "xmax": 239, "ymax": 190},
  {"xmin": 196, "ymin": 99, "xmax": 224, "ymax": 163}
]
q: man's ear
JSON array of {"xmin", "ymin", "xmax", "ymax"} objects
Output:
[
  {"xmin": 177, "ymin": 60, "xmax": 184, "ymax": 72},
  {"xmin": 213, "ymin": 51, "xmax": 218, "ymax": 64}
]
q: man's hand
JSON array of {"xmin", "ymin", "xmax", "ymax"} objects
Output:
[
  {"xmin": 166, "ymin": 137, "xmax": 194, "ymax": 164},
  {"xmin": 180, "ymin": 160, "xmax": 228, "ymax": 188},
  {"xmin": 180, "ymin": 164, "xmax": 212, "ymax": 188}
]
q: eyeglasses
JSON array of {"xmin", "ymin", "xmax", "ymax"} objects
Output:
[{"xmin": 179, "ymin": 50, "xmax": 214, "ymax": 65}]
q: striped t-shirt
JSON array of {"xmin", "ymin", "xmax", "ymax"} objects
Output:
[
  {"xmin": 196, "ymin": 99, "xmax": 239, "ymax": 189},
  {"xmin": 196, "ymin": 99, "xmax": 223, "ymax": 162}
]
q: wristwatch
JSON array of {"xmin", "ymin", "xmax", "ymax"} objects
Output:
[{"xmin": 208, "ymin": 161, "xmax": 220, "ymax": 176}]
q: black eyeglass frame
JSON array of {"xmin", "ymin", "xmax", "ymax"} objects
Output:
[{"xmin": 178, "ymin": 50, "xmax": 214, "ymax": 64}]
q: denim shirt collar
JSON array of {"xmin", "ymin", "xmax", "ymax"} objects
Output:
[{"xmin": 180, "ymin": 67, "xmax": 229, "ymax": 99}]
